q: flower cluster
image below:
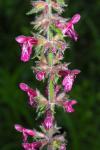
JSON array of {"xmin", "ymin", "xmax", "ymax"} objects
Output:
[
  {"xmin": 15, "ymin": 0, "xmax": 81, "ymax": 150},
  {"xmin": 15, "ymin": 124, "xmax": 66, "ymax": 150}
]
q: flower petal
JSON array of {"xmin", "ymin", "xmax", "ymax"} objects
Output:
[
  {"xmin": 22, "ymin": 142, "xmax": 42, "ymax": 150},
  {"xmin": 36, "ymin": 71, "xmax": 45, "ymax": 81},
  {"xmin": 71, "ymin": 69, "xmax": 81, "ymax": 75},
  {"xmin": 21, "ymin": 42, "xmax": 32, "ymax": 62},
  {"xmin": 71, "ymin": 14, "xmax": 81, "ymax": 24},
  {"xmin": 24, "ymin": 129, "xmax": 36, "ymax": 136},
  {"xmin": 63, "ymin": 100, "xmax": 77, "ymax": 113},
  {"xmin": 19, "ymin": 83, "xmax": 29, "ymax": 92},
  {"xmin": 43, "ymin": 111, "xmax": 53, "ymax": 130},
  {"xmin": 66, "ymin": 27, "xmax": 78, "ymax": 41},
  {"xmin": 15, "ymin": 35, "xmax": 27, "ymax": 43},
  {"xmin": 15, "ymin": 124, "xmax": 23, "ymax": 132}
]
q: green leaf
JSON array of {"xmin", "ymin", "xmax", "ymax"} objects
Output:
[
  {"xmin": 32, "ymin": 45, "xmax": 43, "ymax": 59},
  {"xmin": 54, "ymin": 75, "xmax": 59, "ymax": 84}
]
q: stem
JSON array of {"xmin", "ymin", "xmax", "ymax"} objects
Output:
[
  {"xmin": 48, "ymin": 52, "xmax": 53, "ymax": 67},
  {"xmin": 46, "ymin": 1, "xmax": 56, "ymax": 149},
  {"xmin": 48, "ymin": 53, "xmax": 54, "ymax": 104},
  {"xmin": 46, "ymin": 0, "xmax": 55, "ymax": 105}
]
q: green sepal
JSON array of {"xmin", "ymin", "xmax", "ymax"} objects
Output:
[
  {"xmin": 32, "ymin": 136, "xmax": 40, "ymax": 141},
  {"xmin": 54, "ymin": 75, "xmax": 59, "ymax": 84},
  {"xmin": 26, "ymin": 7, "xmax": 44, "ymax": 15},
  {"xmin": 36, "ymin": 105, "xmax": 46, "ymax": 119},
  {"xmin": 32, "ymin": 45, "xmax": 43, "ymax": 59},
  {"xmin": 48, "ymin": 52, "xmax": 53, "ymax": 66},
  {"xmin": 56, "ymin": 0, "xmax": 66, "ymax": 6},
  {"xmin": 48, "ymin": 79, "xmax": 54, "ymax": 103},
  {"xmin": 40, "ymin": 126, "xmax": 46, "ymax": 134},
  {"xmin": 26, "ymin": 8, "xmax": 37, "ymax": 15}
]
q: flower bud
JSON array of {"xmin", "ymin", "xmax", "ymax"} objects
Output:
[
  {"xmin": 43, "ymin": 111, "xmax": 53, "ymax": 130},
  {"xmin": 36, "ymin": 71, "xmax": 46, "ymax": 81},
  {"xmin": 59, "ymin": 144, "xmax": 66, "ymax": 150}
]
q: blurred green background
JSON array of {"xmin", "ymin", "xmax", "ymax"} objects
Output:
[{"xmin": 0, "ymin": 0, "xmax": 100, "ymax": 149}]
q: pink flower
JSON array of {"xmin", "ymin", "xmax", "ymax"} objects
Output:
[
  {"xmin": 59, "ymin": 69, "xmax": 80, "ymax": 77},
  {"xmin": 59, "ymin": 69, "xmax": 80, "ymax": 92},
  {"xmin": 62, "ymin": 74, "xmax": 74, "ymax": 92},
  {"xmin": 56, "ymin": 14, "xmax": 81, "ymax": 41},
  {"xmin": 19, "ymin": 83, "xmax": 37, "ymax": 107},
  {"xmin": 15, "ymin": 35, "xmax": 38, "ymax": 62},
  {"xmin": 43, "ymin": 111, "xmax": 53, "ymax": 130},
  {"xmin": 22, "ymin": 142, "xmax": 42, "ymax": 150},
  {"xmin": 15, "ymin": 124, "xmax": 36, "ymax": 142},
  {"xmin": 63, "ymin": 100, "xmax": 77, "ymax": 113},
  {"xmin": 36, "ymin": 71, "xmax": 46, "ymax": 81}
]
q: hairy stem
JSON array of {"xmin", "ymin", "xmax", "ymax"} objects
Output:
[
  {"xmin": 48, "ymin": 53, "xmax": 55, "ymax": 104},
  {"xmin": 46, "ymin": 1, "xmax": 55, "ymax": 149},
  {"xmin": 46, "ymin": 0, "xmax": 55, "ymax": 105}
]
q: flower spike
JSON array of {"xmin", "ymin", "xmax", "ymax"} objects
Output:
[{"xmin": 15, "ymin": 0, "xmax": 81, "ymax": 149}]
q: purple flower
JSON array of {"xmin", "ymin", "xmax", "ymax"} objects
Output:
[
  {"xmin": 59, "ymin": 69, "xmax": 80, "ymax": 92},
  {"xmin": 56, "ymin": 14, "xmax": 81, "ymax": 41},
  {"xmin": 15, "ymin": 124, "xmax": 36, "ymax": 142},
  {"xmin": 43, "ymin": 111, "xmax": 53, "ymax": 130},
  {"xmin": 19, "ymin": 83, "xmax": 37, "ymax": 107},
  {"xmin": 15, "ymin": 35, "xmax": 38, "ymax": 62},
  {"xmin": 36, "ymin": 71, "xmax": 46, "ymax": 81},
  {"xmin": 63, "ymin": 14, "xmax": 81, "ymax": 41},
  {"xmin": 63, "ymin": 100, "xmax": 77, "ymax": 113},
  {"xmin": 62, "ymin": 74, "xmax": 74, "ymax": 92},
  {"xmin": 22, "ymin": 142, "xmax": 42, "ymax": 150}
]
